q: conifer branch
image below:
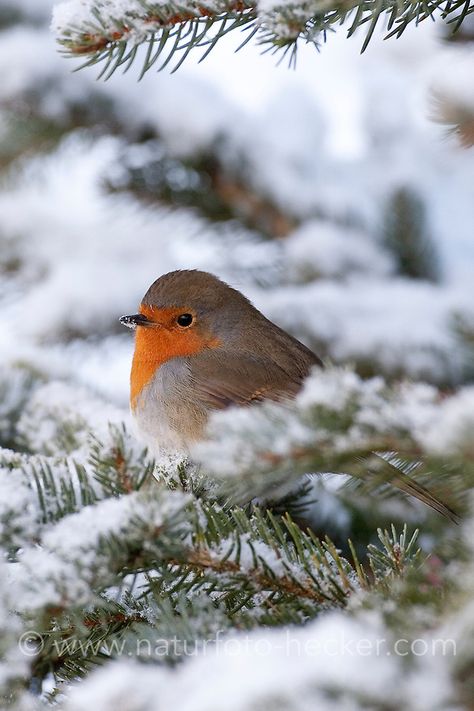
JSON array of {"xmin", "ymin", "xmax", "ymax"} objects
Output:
[
  {"xmin": 3, "ymin": 421, "xmax": 427, "ymax": 687},
  {"xmin": 52, "ymin": 0, "xmax": 474, "ymax": 77}
]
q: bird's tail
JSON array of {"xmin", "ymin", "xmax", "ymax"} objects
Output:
[{"xmin": 389, "ymin": 470, "xmax": 460, "ymax": 524}]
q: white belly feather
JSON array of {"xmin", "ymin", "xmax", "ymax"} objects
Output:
[{"xmin": 132, "ymin": 358, "xmax": 206, "ymax": 454}]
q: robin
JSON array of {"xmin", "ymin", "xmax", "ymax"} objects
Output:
[{"xmin": 120, "ymin": 269, "xmax": 458, "ymax": 522}]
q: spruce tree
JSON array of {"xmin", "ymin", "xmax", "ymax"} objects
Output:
[{"xmin": 0, "ymin": 2, "xmax": 473, "ymax": 710}]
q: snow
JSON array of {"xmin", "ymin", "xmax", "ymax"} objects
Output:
[
  {"xmin": 52, "ymin": 0, "xmax": 170, "ymax": 29},
  {"xmin": 192, "ymin": 367, "xmax": 474, "ymax": 479},
  {"xmin": 14, "ymin": 489, "xmax": 191, "ymax": 609},
  {"xmin": 215, "ymin": 533, "xmax": 287, "ymax": 576},
  {"xmin": 415, "ymin": 387, "xmax": 474, "ymax": 456},
  {"xmin": 52, "ymin": 0, "xmax": 178, "ymax": 47},
  {"xmin": 283, "ymin": 220, "xmax": 392, "ymax": 280},
  {"xmin": 0, "ymin": 464, "xmax": 41, "ymax": 549},
  {"xmin": 260, "ymin": 278, "xmax": 471, "ymax": 382},
  {"xmin": 0, "ymin": 561, "xmax": 30, "ymax": 693},
  {"xmin": 15, "ymin": 380, "xmax": 129, "ymax": 456},
  {"xmin": 63, "ymin": 610, "xmax": 454, "ymax": 711}
]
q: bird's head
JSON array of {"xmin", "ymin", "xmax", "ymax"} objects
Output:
[{"xmin": 120, "ymin": 270, "xmax": 255, "ymax": 406}]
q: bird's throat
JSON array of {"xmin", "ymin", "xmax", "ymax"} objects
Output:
[
  {"xmin": 130, "ymin": 327, "xmax": 166, "ymax": 410},
  {"xmin": 130, "ymin": 306, "xmax": 220, "ymax": 409}
]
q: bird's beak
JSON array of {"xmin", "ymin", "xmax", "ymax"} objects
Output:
[{"xmin": 119, "ymin": 313, "xmax": 153, "ymax": 330}]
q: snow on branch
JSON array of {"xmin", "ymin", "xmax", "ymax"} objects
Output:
[
  {"xmin": 51, "ymin": 0, "xmax": 474, "ymax": 77},
  {"xmin": 192, "ymin": 367, "xmax": 473, "ymax": 517}
]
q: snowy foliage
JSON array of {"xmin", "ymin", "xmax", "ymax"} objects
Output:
[
  {"xmin": 50, "ymin": 0, "xmax": 474, "ymax": 76},
  {"xmin": 62, "ymin": 610, "xmax": 457, "ymax": 711},
  {"xmin": 193, "ymin": 368, "xmax": 474, "ymax": 480},
  {"xmin": 1, "ymin": 2, "xmax": 474, "ymax": 709}
]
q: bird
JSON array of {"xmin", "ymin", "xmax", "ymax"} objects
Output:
[{"xmin": 120, "ymin": 269, "xmax": 458, "ymax": 523}]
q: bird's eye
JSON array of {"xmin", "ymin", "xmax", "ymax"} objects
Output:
[{"xmin": 177, "ymin": 313, "xmax": 193, "ymax": 327}]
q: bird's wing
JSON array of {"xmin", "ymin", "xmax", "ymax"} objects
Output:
[{"xmin": 187, "ymin": 349, "xmax": 315, "ymax": 410}]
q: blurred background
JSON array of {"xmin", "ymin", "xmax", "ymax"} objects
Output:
[{"xmin": 0, "ymin": 0, "xmax": 473, "ymax": 441}]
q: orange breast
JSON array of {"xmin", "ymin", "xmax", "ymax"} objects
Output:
[{"xmin": 130, "ymin": 304, "xmax": 219, "ymax": 409}]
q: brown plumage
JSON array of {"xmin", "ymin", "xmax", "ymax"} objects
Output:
[{"xmin": 136, "ymin": 269, "xmax": 322, "ymax": 413}]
